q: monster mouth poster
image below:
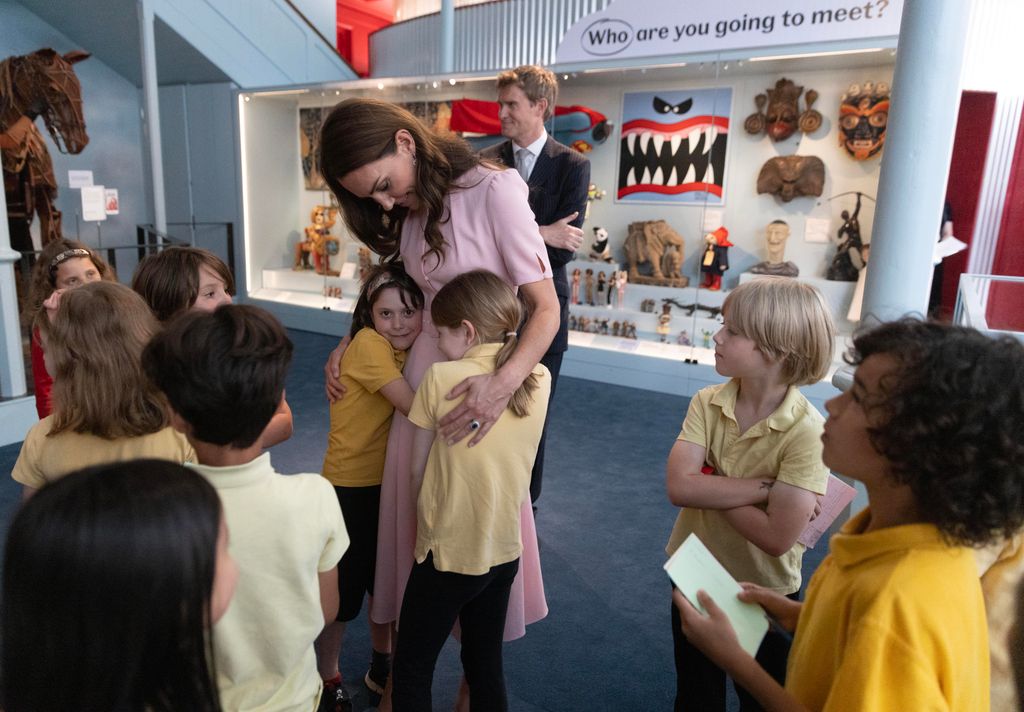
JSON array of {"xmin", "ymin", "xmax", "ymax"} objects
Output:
[{"xmin": 617, "ymin": 87, "xmax": 731, "ymax": 204}]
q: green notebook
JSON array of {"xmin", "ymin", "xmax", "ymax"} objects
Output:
[{"xmin": 664, "ymin": 533, "xmax": 770, "ymax": 657}]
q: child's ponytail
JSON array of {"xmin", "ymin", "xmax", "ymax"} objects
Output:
[
  {"xmin": 495, "ymin": 330, "xmax": 538, "ymax": 418},
  {"xmin": 431, "ymin": 270, "xmax": 539, "ymax": 417}
]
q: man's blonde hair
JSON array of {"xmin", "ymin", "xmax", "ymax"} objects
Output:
[
  {"xmin": 496, "ymin": 65, "xmax": 558, "ymax": 120},
  {"xmin": 722, "ymin": 277, "xmax": 836, "ymax": 386}
]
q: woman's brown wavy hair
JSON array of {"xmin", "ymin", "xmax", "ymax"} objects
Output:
[
  {"xmin": 36, "ymin": 281, "xmax": 167, "ymax": 439},
  {"xmin": 318, "ymin": 98, "xmax": 486, "ymax": 264}
]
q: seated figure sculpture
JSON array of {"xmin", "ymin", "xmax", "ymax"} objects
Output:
[{"xmin": 623, "ymin": 220, "xmax": 688, "ymax": 287}]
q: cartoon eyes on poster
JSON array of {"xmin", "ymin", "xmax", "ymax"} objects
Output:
[{"xmin": 617, "ymin": 88, "xmax": 731, "ymax": 205}]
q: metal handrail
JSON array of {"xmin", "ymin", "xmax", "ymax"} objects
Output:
[{"xmin": 136, "ymin": 222, "xmax": 236, "ymax": 281}]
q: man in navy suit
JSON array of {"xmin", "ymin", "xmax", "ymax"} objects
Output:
[{"xmin": 481, "ymin": 65, "xmax": 591, "ymax": 505}]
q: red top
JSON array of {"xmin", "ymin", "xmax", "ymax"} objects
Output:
[{"xmin": 31, "ymin": 328, "xmax": 53, "ymax": 418}]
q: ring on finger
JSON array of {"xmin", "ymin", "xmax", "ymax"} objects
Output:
[{"xmin": 469, "ymin": 419, "xmax": 481, "ymax": 431}]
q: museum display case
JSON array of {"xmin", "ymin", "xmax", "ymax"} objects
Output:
[{"xmin": 237, "ymin": 42, "xmax": 900, "ymax": 398}]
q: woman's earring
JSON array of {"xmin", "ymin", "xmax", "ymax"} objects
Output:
[{"xmin": 411, "ymin": 153, "xmax": 417, "ymax": 165}]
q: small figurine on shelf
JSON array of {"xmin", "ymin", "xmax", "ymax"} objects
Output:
[
  {"xmin": 295, "ymin": 205, "xmax": 340, "ymax": 276},
  {"xmin": 589, "ymin": 227, "xmax": 612, "ymax": 262},
  {"xmin": 598, "ymin": 318, "xmax": 609, "ymax": 336},
  {"xmin": 579, "ymin": 316, "xmax": 591, "ymax": 333},
  {"xmin": 676, "ymin": 330, "xmax": 692, "ymax": 346},
  {"xmin": 571, "ymin": 268, "xmax": 581, "ymax": 305},
  {"xmin": 826, "ymin": 192, "xmax": 866, "ymax": 282},
  {"xmin": 614, "ymin": 269, "xmax": 628, "ymax": 308},
  {"xmin": 612, "ymin": 320, "xmax": 621, "ymax": 337},
  {"xmin": 656, "ymin": 303, "xmax": 672, "ymax": 342},
  {"xmin": 585, "ymin": 182, "xmax": 606, "ymax": 221},
  {"xmin": 584, "ymin": 268, "xmax": 595, "ymax": 305},
  {"xmin": 568, "ymin": 314, "xmax": 577, "ymax": 331},
  {"xmin": 700, "ymin": 227, "xmax": 733, "ymax": 291},
  {"xmin": 357, "ymin": 246, "xmax": 373, "ymax": 282},
  {"xmin": 701, "ymin": 329, "xmax": 714, "ymax": 349},
  {"xmin": 597, "ymin": 271, "xmax": 607, "ymax": 305},
  {"xmin": 625, "ymin": 321, "xmax": 638, "ymax": 339}
]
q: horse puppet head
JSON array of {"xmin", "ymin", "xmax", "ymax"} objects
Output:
[{"xmin": 1, "ymin": 48, "xmax": 90, "ymax": 154}]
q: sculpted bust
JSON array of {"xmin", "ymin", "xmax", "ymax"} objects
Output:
[{"xmin": 749, "ymin": 220, "xmax": 799, "ymax": 277}]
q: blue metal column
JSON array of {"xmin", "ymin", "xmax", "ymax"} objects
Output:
[
  {"xmin": 861, "ymin": 0, "xmax": 972, "ymax": 322},
  {"xmin": 138, "ymin": 0, "xmax": 168, "ymax": 234},
  {"xmin": 0, "ymin": 147, "xmax": 27, "ymax": 398},
  {"xmin": 440, "ymin": 0, "xmax": 454, "ymax": 74}
]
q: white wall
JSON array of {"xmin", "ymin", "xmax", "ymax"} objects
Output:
[
  {"xmin": 564, "ymin": 64, "xmax": 893, "ymax": 289},
  {"xmin": 241, "ymin": 96, "xmax": 306, "ymax": 290},
  {"xmin": 242, "ymin": 59, "xmax": 892, "ymax": 294},
  {"xmin": 0, "ymin": 1, "xmax": 150, "ymax": 254}
]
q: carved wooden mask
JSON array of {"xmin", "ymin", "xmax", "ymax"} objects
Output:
[{"xmin": 756, "ymin": 155, "xmax": 825, "ymax": 202}]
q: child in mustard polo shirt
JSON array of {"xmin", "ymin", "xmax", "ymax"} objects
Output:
[
  {"xmin": 393, "ymin": 270, "xmax": 551, "ymax": 711},
  {"xmin": 317, "ymin": 263, "xmax": 424, "ymax": 709},
  {"xmin": 674, "ymin": 318, "xmax": 1024, "ymax": 711},
  {"xmin": 665, "ymin": 277, "xmax": 836, "ymax": 711}
]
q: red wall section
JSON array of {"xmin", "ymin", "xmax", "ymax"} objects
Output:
[
  {"xmin": 337, "ymin": 0, "xmax": 393, "ymax": 76},
  {"xmin": 942, "ymin": 91, "xmax": 997, "ymax": 317},
  {"xmin": 986, "ymin": 114, "xmax": 1024, "ymax": 331}
]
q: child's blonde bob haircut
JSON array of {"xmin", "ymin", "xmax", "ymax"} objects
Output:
[{"xmin": 721, "ymin": 277, "xmax": 836, "ymax": 386}]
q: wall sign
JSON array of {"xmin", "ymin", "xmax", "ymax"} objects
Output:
[{"xmin": 556, "ymin": 0, "xmax": 903, "ymax": 64}]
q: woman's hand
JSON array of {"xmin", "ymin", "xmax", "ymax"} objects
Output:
[
  {"xmin": 438, "ymin": 371, "xmax": 515, "ymax": 446},
  {"xmin": 323, "ymin": 335, "xmax": 352, "ymax": 403},
  {"xmin": 738, "ymin": 583, "xmax": 802, "ymax": 633},
  {"xmin": 672, "ymin": 589, "xmax": 751, "ymax": 672}
]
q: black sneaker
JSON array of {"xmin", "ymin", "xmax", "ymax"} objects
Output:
[
  {"xmin": 318, "ymin": 677, "xmax": 352, "ymax": 712},
  {"xmin": 364, "ymin": 665, "xmax": 388, "ymax": 707}
]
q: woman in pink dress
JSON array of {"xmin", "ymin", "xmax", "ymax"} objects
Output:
[{"xmin": 319, "ymin": 98, "xmax": 557, "ymax": 706}]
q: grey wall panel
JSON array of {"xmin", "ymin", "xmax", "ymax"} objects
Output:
[{"xmin": 371, "ymin": 0, "xmax": 611, "ymax": 77}]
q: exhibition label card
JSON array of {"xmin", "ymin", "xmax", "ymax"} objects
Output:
[
  {"xmin": 701, "ymin": 209, "xmax": 724, "ymax": 233},
  {"xmin": 339, "ymin": 262, "xmax": 357, "ymax": 279},
  {"xmin": 68, "ymin": 169, "xmax": 93, "ymax": 188},
  {"xmin": 798, "ymin": 474, "xmax": 857, "ymax": 548},
  {"xmin": 104, "ymin": 188, "xmax": 119, "ymax": 215},
  {"xmin": 80, "ymin": 185, "xmax": 107, "ymax": 222},
  {"xmin": 804, "ymin": 217, "xmax": 831, "ymax": 244},
  {"xmin": 664, "ymin": 534, "xmax": 768, "ymax": 657}
]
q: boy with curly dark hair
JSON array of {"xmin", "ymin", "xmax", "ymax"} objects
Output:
[{"xmin": 674, "ymin": 318, "xmax": 1024, "ymax": 711}]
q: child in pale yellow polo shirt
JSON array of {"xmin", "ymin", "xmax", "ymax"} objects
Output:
[
  {"xmin": 12, "ymin": 282, "xmax": 194, "ymax": 496},
  {"xmin": 664, "ymin": 277, "xmax": 835, "ymax": 711},
  {"xmin": 675, "ymin": 318, "xmax": 1024, "ymax": 711},
  {"xmin": 316, "ymin": 263, "xmax": 423, "ymax": 708},
  {"xmin": 393, "ymin": 270, "xmax": 551, "ymax": 711}
]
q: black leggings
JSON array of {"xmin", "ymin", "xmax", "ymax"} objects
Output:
[
  {"xmin": 671, "ymin": 587, "xmax": 796, "ymax": 711},
  {"xmin": 392, "ymin": 553, "xmax": 519, "ymax": 711}
]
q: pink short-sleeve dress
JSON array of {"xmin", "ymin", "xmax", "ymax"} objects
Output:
[{"xmin": 371, "ymin": 165, "xmax": 552, "ymax": 639}]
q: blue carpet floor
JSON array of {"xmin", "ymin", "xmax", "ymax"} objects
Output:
[{"xmin": 0, "ymin": 327, "xmax": 839, "ymax": 711}]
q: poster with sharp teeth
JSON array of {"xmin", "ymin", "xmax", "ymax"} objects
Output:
[{"xmin": 617, "ymin": 87, "xmax": 731, "ymax": 204}]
